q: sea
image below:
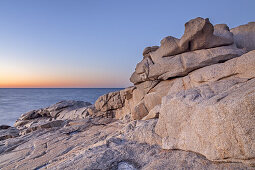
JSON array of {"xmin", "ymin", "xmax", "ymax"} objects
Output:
[{"xmin": 0, "ymin": 88, "xmax": 123, "ymax": 126}]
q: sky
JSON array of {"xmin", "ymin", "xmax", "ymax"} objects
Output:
[{"xmin": 0, "ymin": 0, "xmax": 254, "ymax": 88}]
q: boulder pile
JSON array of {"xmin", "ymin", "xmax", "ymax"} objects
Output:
[
  {"xmin": 92, "ymin": 17, "xmax": 255, "ymax": 166},
  {"xmin": 0, "ymin": 17, "xmax": 254, "ymax": 169}
]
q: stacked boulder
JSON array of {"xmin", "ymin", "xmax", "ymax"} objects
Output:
[
  {"xmin": 94, "ymin": 17, "xmax": 255, "ymax": 165},
  {"xmin": 95, "ymin": 17, "xmax": 249, "ymax": 121}
]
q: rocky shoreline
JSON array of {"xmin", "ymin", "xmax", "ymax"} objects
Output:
[{"xmin": 0, "ymin": 17, "xmax": 255, "ymax": 169}]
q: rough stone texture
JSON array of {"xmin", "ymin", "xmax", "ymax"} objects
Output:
[
  {"xmin": 130, "ymin": 57, "xmax": 154, "ymax": 84},
  {"xmin": 149, "ymin": 17, "xmax": 234, "ymax": 63},
  {"xmin": 142, "ymin": 105, "xmax": 160, "ymax": 120},
  {"xmin": 0, "ymin": 127, "xmax": 19, "ymax": 141},
  {"xmin": 135, "ymin": 80, "xmax": 159, "ymax": 94},
  {"xmin": 156, "ymin": 78, "xmax": 255, "ymax": 166},
  {"xmin": 96, "ymin": 18, "xmax": 255, "ymax": 124},
  {"xmin": 114, "ymin": 87, "xmax": 147, "ymax": 120},
  {"xmin": 165, "ymin": 50, "xmax": 255, "ymax": 95},
  {"xmin": 14, "ymin": 101, "xmax": 92, "ymax": 135},
  {"xmin": 93, "ymin": 87, "xmax": 137, "ymax": 120},
  {"xmin": 131, "ymin": 45, "xmax": 244, "ymax": 84},
  {"xmin": 131, "ymin": 101, "xmax": 148, "ymax": 120},
  {"xmin": 116, "ymin": 80, "xmax": 174, "ymax": 121},
  {"xmin": 16, "ymin": 100, "xmax": 91, "ymax": 123},
  {"xmin": 95, "ymin": 87, "xmax": 134, "ymax": 113},
  {"xmin": 128, "ymin": 47, "xmax": 246, "ymax": 120},
  {"xmin": 20, "ymin": 120, "xmax": 66, "ymax": 135},
  {"xmin": 122, "ymin": 119, "xmax": 162, "ymax": 146},
  {"xmin": 130, "ymin": 17, "xmax": 244, "ymax": 85},
  {"xmin": 150, "ymin": 36, "xmax": 183, "ymax": 61},
  {"xmin": 47, "ymin": 100, "xmax": 91, "ymax": 118},
  {"xmin": 155, "ymin": 51, "xmax": 255, "ymax": 165},
  {"xmin": 213, "ymin": 24, "xmax": 234, "ymax": 46},
  {"xmin": 143, "ymin": 92, "xmax": 161, "ymax": 112},
  {"xmin": 231, "ymin": 22, "xmax": 255, "ymax": 52},
  {"xmin": 95, "ymin": 91, "xmax": 125, "ymax": 112},
  {"xmin": 180, "ymin": 19, "xmax": 233, "ymax": 51},
  {"xmin": 143, "ymin": 46, "xmax": 159, "ymax": 58},
  {"xmin": 0, "ymin": 116, "xmax": 252, "ymax": 169}
]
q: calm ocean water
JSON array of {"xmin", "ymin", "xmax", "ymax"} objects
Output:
[{"xmin": 0, "ymin": 88, "xmax": 122, "ymax": 126}]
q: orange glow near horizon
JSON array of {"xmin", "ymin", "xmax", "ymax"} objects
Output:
[
  {"xmin": 0, "ymin": 79, "xmax": 126, "ymax": 88},
  {"xmin": 0, "ymin": 70, "xmax": 128, "ymax": 88},
  {"xmin": 0, "ymin": 79, "xmax": 94, "ymax": 88},
  {"xmin": 0, "ymin": 52, "xmax": 130, "ymax": 88},
  {"xmin": 0, "ymin": 76, "xmax": 127, "ymax": 88}
]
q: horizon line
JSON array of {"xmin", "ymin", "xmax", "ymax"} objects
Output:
[{"xmin": 0, "ymin": 87, "xmax": 126, "ymax": 89}]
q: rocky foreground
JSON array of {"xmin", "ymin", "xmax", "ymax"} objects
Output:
[{"xmin": 1, "ymin": 17, "xmax": 255, "ymax": 169}]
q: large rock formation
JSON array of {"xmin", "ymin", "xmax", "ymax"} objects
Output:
[
  {"xmin": 131, "ymin": 45, "xmax": 244, "ymax": 84},
  {"xmin": 156, "ymin": 51, "xmax": 255, "ymax": 165},
  {"xmin": 1, "ymin": 17, "xmax": 255, "ymax": 169},
  {"xmin": 104, "ymin": 17, "xmax": 255, "ymax": 166},
  {"xmin": 149, "ymin": 18, "xmax": 234, "ymax": 62}
]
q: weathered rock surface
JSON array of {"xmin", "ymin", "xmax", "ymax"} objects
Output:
[
  {"xmin": 130, "ymin": 100, "xmax": 148, "ymax": 120},
  {"xmin": 131, "ymin": 45, "xmax": 244, "ymax": 84},
  {"xmin": 167, "ymin": 50, "xmax": 255, "ymax": 94},
  {"xmin": 156, "ymin": 78, "xmax": 255, "ymax": 166},
  {"xmin": 95, "ymin": 87, "xmax": 134, "ymax": 113},
  {"xmin": 143, "ymin": 46, "xmax": 159, "ymax": 58},
  {"xmin": 231, "ymin": 22, "xmax": 255, "ymax": 52},
  {"xmin": 127, "ymin": 17, "xmax": 254, "ymax": 122},
  {"xmin": 156, "ymin": 51, "xmax": 255, "ymax": 166},
  {"xmin": 48, "ymin": 100, "xmax": 91, "ymax": 119},
  {"xmin": 0, "ymin": 116, "xmax": 252, "ymax": 169},
  {"xmin": 0, "ymin": 127, "xmax": 19, "ymax": 141},
  {"xmin": 14, "ymin": 100, "xmax": 92, "ymax": 135},
  {"xmin": 142, "ymin": 105, "xmax": 160, "ymax": 120},
  {"xmin": 130, "ymin": 17, "xmax": 248, "ymax": 85},
  {"xmin": 179, "ymin": 18, "xmax": 233, "ymax": 52},
  {"xmin": 147, "ymin": 18, "xmax": 234, "ymax": 63},
  {"xmin": 95, "ymin": 91, "xmax": 125, "ymax": 112},
  {"xmin": 16, "ymin": 100, "xmax": 91, "ymax": 122},
  {"xmin": 122, "ymin": 119, "xmax": 162, "ymax": 146}
]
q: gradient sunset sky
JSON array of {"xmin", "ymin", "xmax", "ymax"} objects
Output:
[{"xmin": 0, "ymin": 0, "xmax": 254, "ymax": 88}]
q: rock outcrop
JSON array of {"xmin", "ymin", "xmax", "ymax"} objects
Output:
[
  {"xmin": 0, "ymin": 116, "xmax": 250, "ymax": 169},
  {"xmin": 94, "ymin": 17, "xmax": 255, "ymax": 166},
  {"xmin": 148, "ymin": 18, "xmax": 234, "ymax": 62},
  {"xmin": 1, "ymin": 17, "xmax": 255, "ymax": 169},
  {"xmin": 14, "ymin": 100, "xmax": 92, "ymax": 134},
  {"xmin": 156, "ymin": 51, "xmax": 255, "ymax": 164},
  {"xmin": 16, "ymin": 100, "xmax": 91, "ymax": 122},
  {"xmin": 131, "ymin": 45, "xmax": 244, "ymax": 84},
  {"xmin": 156, "ymin": 77, "xmax": 255, "ymax": 163}
]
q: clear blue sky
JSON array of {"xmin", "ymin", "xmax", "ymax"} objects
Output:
[{"xmin": 0, "ymin": 0, "xmax": 254, "ymax": 88}]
